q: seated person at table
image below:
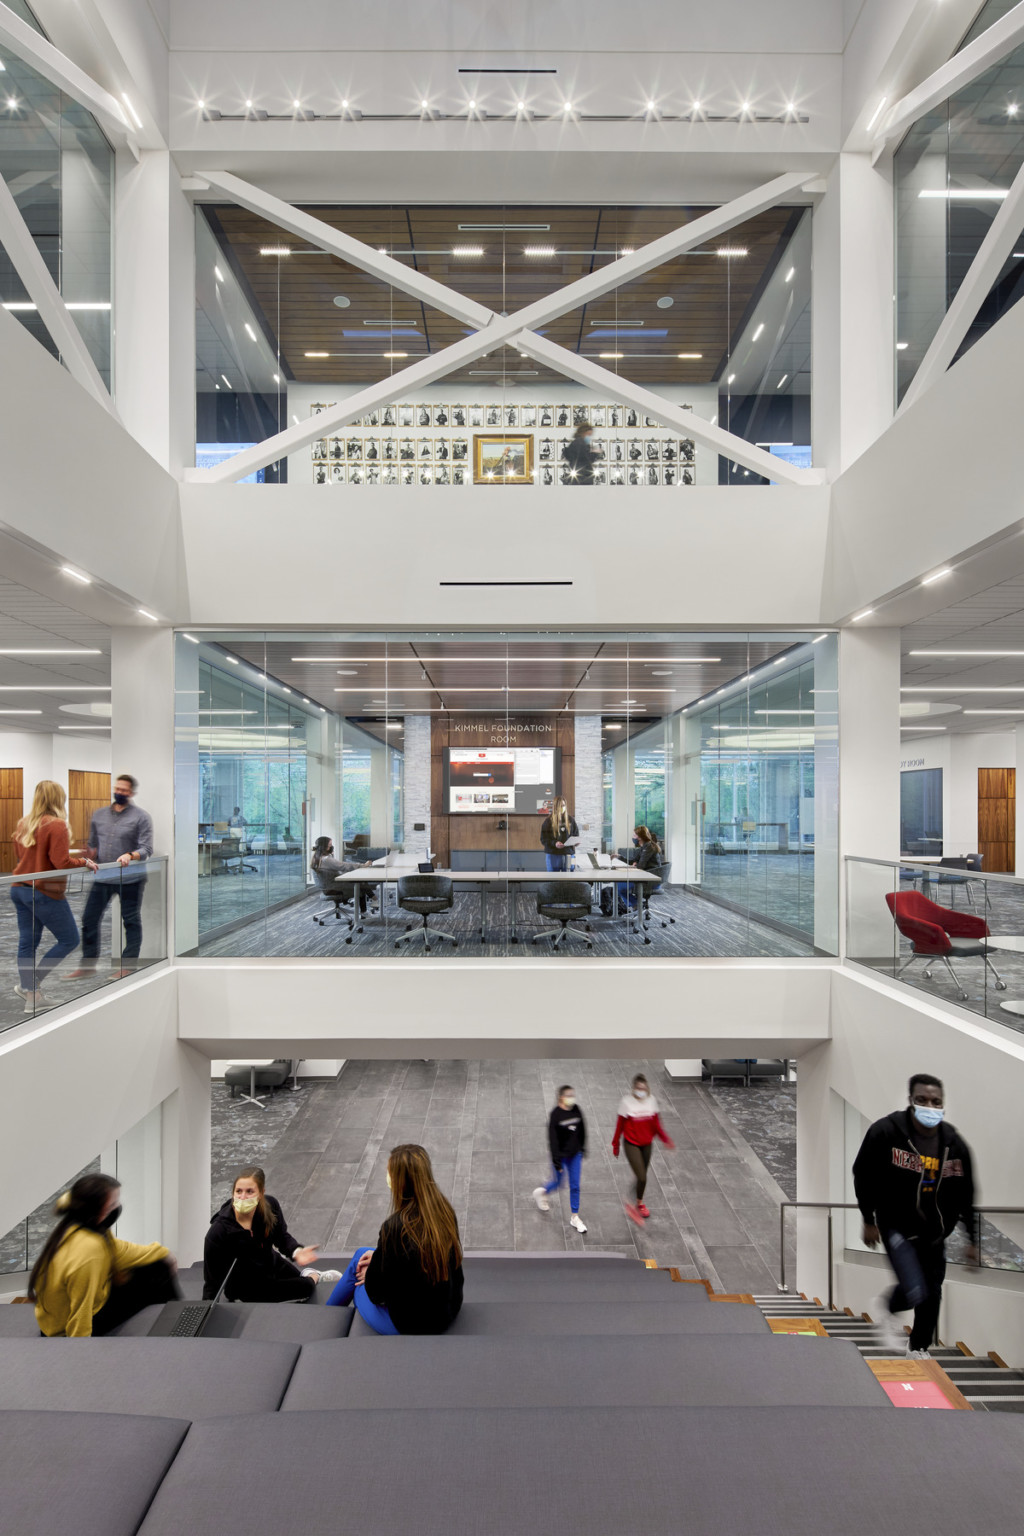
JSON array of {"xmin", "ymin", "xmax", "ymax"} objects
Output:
[
  {"xmin": 606, "ymin": 825, "xmax": 662, "ymax": 915},
  {"xmin": 327, "ymin": 1143, "xmax": 464, "ymax": 1334},
  {"xmin": 311, "ymin": 835, "xmax": 376, "ymax": 915},
  {"xmin": 204, "ymin": 1166, "xmax": 332, "ymax": 1302},
  {"xmin": 31, "ymin": 1173, "xmax": 179, "ymax": 1337}
]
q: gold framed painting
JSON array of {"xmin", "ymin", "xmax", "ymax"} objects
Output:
[{"xmin": 473, "ymin": 433, "xmax": 534, "ymax": 484}]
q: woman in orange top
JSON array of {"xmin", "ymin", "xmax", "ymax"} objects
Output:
[{"xmin": 10, "ymin": 780, "xmax": 96, "ymax": 1012}]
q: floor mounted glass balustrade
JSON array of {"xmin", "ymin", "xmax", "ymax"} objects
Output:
[
  {"xmin": 0, "ymin": 857, "xmax": 168, "ymax": 1033},
  {"xmin": 175, "ymin": 629, "xmax": 839, "ymax": 961},
  {"xmin": 846, "ymin": 855, "xmax": 1024, "ymax": 1033}
]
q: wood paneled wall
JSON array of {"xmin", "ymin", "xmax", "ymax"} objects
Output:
[
  {"xmin": 978, "ymin": 767, "xmax": 1016, "ymax": 874},
  {"xmin": 429, "ymin": 717, "xmax": 575, "ymax": 865},
  {"xmin": 69, "ymin": 770, "xmax": 111, "ymax": 849},
  {"xmin": 0, "ymin": 768, "xmax": 23, "ymax": 874}
]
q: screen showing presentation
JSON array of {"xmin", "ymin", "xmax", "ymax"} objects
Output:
[{"xmin": 447, "ymin": 746, "xmax": 560, "ymax": 814}]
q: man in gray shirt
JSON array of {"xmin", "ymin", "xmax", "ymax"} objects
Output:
[{"xmin": 68, "ymin": 773, "xmax": 155, "ymax": 978}]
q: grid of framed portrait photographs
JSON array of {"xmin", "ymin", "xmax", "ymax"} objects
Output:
[{"xmin": 309, "ymin": 402, "xmax": 698, "ymax": 487}]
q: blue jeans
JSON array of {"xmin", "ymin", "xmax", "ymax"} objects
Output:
[
  {"xmin": 10, "ymin": 885, "xmax": 80, "ymax": 990},
  {"xmin": 615, "ymin": 880, "xmax": 638, "ymax": 910},
  {"xmin": 546, "ymin": 853, "xmax": 568, "ymax": 872},
  {"xmin": 81, "ymin": 877, "xmax": 145, "ymax": 962},
  {"xmin": 325, "ymin": 1247, "xmax": 399, "ymax": 1334},
  {"xmin": 544, "ymin": 1151, "xmax": 583, "ymax": 1214}
]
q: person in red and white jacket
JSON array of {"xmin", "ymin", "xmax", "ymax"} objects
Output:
[{"xmin": 612, "ymin": 1073, "xmax": 675, "ymax": 1225}]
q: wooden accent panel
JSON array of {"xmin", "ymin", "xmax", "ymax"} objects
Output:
[
  {"xmin": 866, "ymin": 1356, "xmax": 972, "ymax": 1410},
  {"xmin": 767, "ymin": 1317, "xmax": 828, "ymax": 1335},
  {"xmin": 978, "ymin": 767, "xmax": 1016, "ymax": 875},
  {"xmin": 0, "ymin": 767, "xmax": 23, "ymax": 874},
  {"xmin": 68, "ymin": 770, "xmax": 111, "ymax": 849},
  {"xmin": 429, "ymin": 716, "xmax": 575, "ymax": 866}
]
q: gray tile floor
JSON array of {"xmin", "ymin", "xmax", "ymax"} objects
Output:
[{"xmin": 210, "ymin": 1059, "xmax": 797, "ymax": 1294}]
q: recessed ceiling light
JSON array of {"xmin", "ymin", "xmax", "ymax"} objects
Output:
[
  {"xmin": 452, "ymin": 246, "xmax": 484, "ymax": 256},
  {"xmin": 0, "ymin": 708, "xmax": 41, "ymax": 714},
  {"xmin": 525, "ymin": 246, "xmax": 557, "ymax": 256},
  {"xmin": 383, "ymin": 351, "xmax": 408, "ymax": 358},
  {"xmin": 646, "ymin": 100, "xmax": 656, "ymax": 112},
  {"xmin": 896, "ymin": 341, "xmax": 908, "ymax": 350},
  {"xmin": 717, "ymin": 247, "xmax": 748, "ymax": 257},
  {"xmin": 599, "ymin": 351, "xmax": 624, "ymax": 359},
  {"xmin": 657, "ymin": 296, "xmax": 674, "ymax": 308},
  {"xmin": 918, "ymin": 188, "xmax": 1008, "ymax": 200},
  {"xmin": 273, "ymin": 372, "xmax": 280, "ymax": 384},
  {"xmin": 691, "ymin": 101, "xmax": 701, "ymax": 113},
  {"xmin": 563, "ymin": 101, "xmax": 572, "ymax": 112},
  {"xmin": 776, "ymin": 374, "xmax": 788, "ymax": 388},
  {"xmin": 467, "ymin": 100, "xmax": 476, "ymax": 110},
  {"xmin": 727, "ymin": 374, "xmax": 735, "ymax": 385},
  {"xmin": 741, "ymin": 101, "xmax": 751, "ymax": 113},
  {"xmin": 220, "ymin": 374, "xmax": 231, "ymax": 387},
  {"xmin": 244, "ymin": 322, "xmax": 256, "ymax": 340},
  {"xmin": 245, "ymin": 99, "xmax": 253, "ymax": 110},
  {"xmin": 333, "ymin": 295, "xmax": 351, "ymax": 307},
  {"xmin": 752, "ymin": 323, "xmax": 765, "ymax": 341},
  {"xmin": 605, "ymin": 723, "xmax": 623, "ymax": 729},
  {"xmin": 259, "ymin": 246, "xmax": 292, "ymax": 256},
  {"xmin": 678, "ymin": 353, "xmax": 702, "ymax": 359},
  {"xmin": 516, "ymin": 100, "xmax": 526, "ymax": 111},
  {"xmin": 421, "ymin": 99, "xmax": 429, "ymax": 109},
  {"xmin": 61, "ymin": 566, "xmax": 91, "ymax": 584},
  {"xmin": 0, "ymin": 648, "xmax": 101, "ymax": 656},
  {"xmin": 138, "ymin": 609, "xmax": 158, "ymax": 621},
  {"xmin": 305, "ymin": 351, "xmax": 329, "ymax": 358},
  {"xmin": 852, "ymin": 609, "xmax": 874, "ymax": 621},
  {"xmin": 909, "ymin": 649, "xmax": 1024, "ymax": 657}
]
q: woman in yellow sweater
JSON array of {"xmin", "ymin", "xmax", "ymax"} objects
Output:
[{"xmin": 30, "ymin": 1173, "xmax": 179, "ymax": 1337}]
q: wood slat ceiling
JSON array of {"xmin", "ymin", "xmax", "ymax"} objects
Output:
[{"xmin": 204, "ymin": 203, "xmax": 799, "ymax": 387}]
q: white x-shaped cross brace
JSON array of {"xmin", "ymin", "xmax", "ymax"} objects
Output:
[{"xmin": 186, "ymin": 169, "xmax": 824, "ymax": 487}]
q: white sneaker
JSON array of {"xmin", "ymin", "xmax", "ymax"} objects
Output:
[
  {"xmin": 532, "ymin": 1187, "xmax": 550, "ymax": 1212},
  {"xmin": 869, "ymin": 1293, "xmax": 907, "ymax": 1352},
  {"xmin": 569, "ymin": 1213, "xmax": 588, "ymax": 1233},
  {"xmin": 317, "ymin": 1269, "xmax": 342, "ymax": 1284},
  {"xmin": 906, "ymin": 1346, "xmax": 931, "ymax": 1359}
]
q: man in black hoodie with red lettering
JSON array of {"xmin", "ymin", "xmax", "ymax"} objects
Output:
[{"xmin": 853, "ymin": 1072, "xmax": 978, "ymax": 1358}]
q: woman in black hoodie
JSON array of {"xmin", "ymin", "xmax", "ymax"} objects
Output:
[{"xmin": 203, "ymin": 1166, "xmax": 335, "ymax": 1302}]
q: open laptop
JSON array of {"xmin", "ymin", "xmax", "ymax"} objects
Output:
[{"xmin": 149, "ymin": 1259, "xmax": 237, "ymax": 1338}]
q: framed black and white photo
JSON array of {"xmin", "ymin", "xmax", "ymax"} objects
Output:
[
  {"xmin": 609, "ymin": 404, "xmax": 622, "ymax": 427},
  {"xmin": 520, "ymin": 405, "xmax": 537, "ymax": 427},
  {"xmin": 435, "ymin": 464, "xmax": 450, "ymax": 484},
  {"xmin": 348, "ymin": 465, "xmax": 364, "ymax": 484},
  {"xmin": 331, "ymin": 463, "xmax": 345, "ymax": 484},
  {"xmin": 365, "ymin": 465, "xmax": 380, "ymax": 485},
  {"xmin": 680, "ymin": 439, "xmax": 695, "ymax": 464},
  {"xmin": 627, "ymin": 438, "xmax": 642, "ymax": 462},
  {"xmin": 573, "ymin": 404, "xmax": 589, "ymax": 426},
  {"xmin": 381, "ymin": 405, "xmax": 396, "ymax": 427},
  {"xmin": 419, "ymin": 464, "xmax": 433, "ymax": 485},
  {"xmin": 398, "ymin": 404, "xmax": 414, "ymax": 427},
  {"xmin": 452, "ymin": 405, "xmax": 467, "ymax": 427},
  {"xmin": 644, "ymin": 414, "xmax": 661, "ymax": 428},
  {"xmin": 590, "ymin": 405, "xmax": 606, "ymax": 427},
  {"xmin": 608, "ymin": 438, "xmax": 624, "ymax": 462},
  {"xmin": 346, "ymin": 437, "xmax": 362, "ymax": 460},
  {"xmin": 681, "ymin": 468, "xmax": 694, "ymax": 485},
  {"xmin": 485, "ymin": 404, "xmax": 501, "ymax": 426},
  {"xmin": 627, "ymin": 464, "xmax": 642, "ymax": 485},
  {"xmin": 366, "ymin": 408, "xmax": 380, "ymax": 428},
  {"xmin": 452, "ymin": 437, "xmax": 468, "ymax": 461},
  {"xmin": 452, "ymin": 465, "xmax": 466, "ymax": 485},
  {"xmin": 435, "ymin": 438, "xmax": 450, "ymax": 461},
  {"xmin": 313, "ymin": 464, "xmax": 328, "ymax": 484},
  {"xmin": 364, "ymin": 438, "xmax": 380, "ymax": 462},
  {"xmin": 418, "ymin": 405, "xmax": 431, "ymax": 427},
  {"xmin": 663, "ymin": 465, "xmax": 677, "ymax": 486},
  {"xmin": 645, "ymin": 440, "xmax": 660, "ymax": 461},
  {"xmin": 646, "ymin": 465, "xmax": 660, "ymax": 486},
  {"xmin": 382, "ymin": 438, "xmax": 396, "ymax": 460},
  {"xmin": 312, "ymin": 439, "xmax": 326, "ymax": 461},
  {"xmin": 556, "ymin": 405, "xmax": 570, "ymax": 427},
  {"xmin": 433, "ymin": 404, "xmax": 449, "ymax": 427},
  {"xmin": 625, "ymin": 407, "xmax": 639, "ymax": 428},
  {"xmin": 662, "ymin": 440, "xmax": 677, "ymax": 462},
  {"xmin": 593, "ymin": 465, "xmax": 607, "ymax": 485},
  {"xmin": 541, "ymin": 464, "xmax": 554, "ymax": 486},
  {"xmin": 558, "ymin": 438, "xmax": 571, "ymax": 464},
  {"xmin": 539, "ymin": 405, "xmax": 553, "ymax": 426},
  {"xmin": 504, "ymin": 404, "xmax": 518, "ymax": 427},
  {"xmin": 538, "ymin": 437, "xmax": 553, "ymax": 461},
  {"xmin": 608, "ymin": 464, "xmax": 624, "ymax": 485},
  {"xmin": 400, "ymin": 463, "xmax": 415, "ymax": 485},
  {"xmin": 418, "ymin": 437, "xmax": 432, "ymax": 458},
  {"xmin": 469, "ymin": 404, "xmax": 483, "ymax": 427},
  {"xmin": 382, "ymin": 465, "xmax": 397, "ymax": 485},
  {"xmin": 398, "ymin": 437, "xmax": 414, "ymax": 461}
]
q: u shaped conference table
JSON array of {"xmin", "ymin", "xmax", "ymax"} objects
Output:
[{"xmin": 332, "ymin": 866, "xmax": 660, "ymax": 942}]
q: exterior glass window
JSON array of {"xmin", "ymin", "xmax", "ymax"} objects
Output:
[{"xmin": 900, "ymin": 767, "xmax": 943, "ymax": 856}]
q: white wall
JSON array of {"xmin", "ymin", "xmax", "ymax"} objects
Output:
[{"xmin": 0, "ymin": 730, "xmax": 111, "ymax": 812}]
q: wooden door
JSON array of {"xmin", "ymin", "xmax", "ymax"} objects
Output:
[
  {"xmin": 68, "ymin": 770, "xmax": 111, "ymax": 849},
  {"xmin": 0, "ymin": 768, "xmax": 24, "ymax": 873},
  {"xmin": 978, "ymin": 767, "xmax": 1016, "ymax": 874}
]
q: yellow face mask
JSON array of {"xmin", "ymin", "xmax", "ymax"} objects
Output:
[{"xmin": 233, "ymin": 1195, "xmax": 259, "ymax": 1214}]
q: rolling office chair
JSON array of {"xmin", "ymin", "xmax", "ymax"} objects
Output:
[
  {"xmin": 885, "ymin": 890, "xmax": 1006, "ymax": 1001},
  {"xmin": 932, "ymin": 853, "xmax": 989, "ymax": 910},
  {"xmin": 532, "ymin": 880, "xmax": 593, "ymax": 951},
  {"xmin": 311, "ymin": 867, "xmax": 356, "ymax": 943},
  {"xmin": 395, "ymin": 874, "xmax": 458, "ymax": 952},
  {"xmin": 633, "ymin": 861, "xmax": 674, "ymax": 942}
]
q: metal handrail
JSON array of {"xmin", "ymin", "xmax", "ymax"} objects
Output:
[
  {"xmin": 844, "ymin": 855, "xmax": 1024, "ymax": 889},
  {"xmin": 0, "ymin": 854, "xmax": 168, "ymax": 891},
  {"xmin": 778, "ymin": 1201, "xmax": 1024, "ymax": 1306}
]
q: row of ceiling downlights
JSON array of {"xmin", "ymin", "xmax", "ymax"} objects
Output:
[{"xmin": 193, "ymin": 95, "xmax": 809, "ymax": 122}]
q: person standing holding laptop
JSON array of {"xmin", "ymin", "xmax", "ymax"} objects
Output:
[{"xmin": 540, "ymin": 796, "xmax": 579, "ymax": 872}]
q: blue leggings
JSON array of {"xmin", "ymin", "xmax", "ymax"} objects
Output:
[
  {"xmin": 543, "ymin": 1151, "xmax": 583, "ymax": 1214},
  {"xmin": 325, "ymin": 1247, "xmax": 399, "ymax": 1334},
  {"xmin": 10, "ymin": 886, "xmax": 80, "ymax": 990}
]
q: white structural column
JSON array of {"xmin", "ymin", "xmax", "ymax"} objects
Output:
[
  {"xmin": 669, "ymin": 711, "xmax": 704, "ymax": 887},
  {"xmin": 838, "ymin": 628, "xmax": 902, "ymax": 963},
  {"xmin": 573, "ymin": 716, "xmax": 604, "ymax": 850},
  {"xmin": 814, "ymin": 634, "xmax": 840, "ymax": 954},
  {"xmin": 173, "ymin": 633, "xmax": 200, "ymax": 957},
  {"xmin": 116, "ymin": 151, "xmax": 196, "ymax": 469},
  {"xmin": 812, "ymin": 154, "xmax": 894, "ymax": 476},
  {"xmin": 161, "ymin": 1041, "xmax": 214, "ymax": 1264},
  {"xmin": 794, "ymin": 1039, "xmax": 845, "ymax": 1301},
  {"xmin": 110, "ymin": 627, "xmax": 176, "ymax": 957},
  {"xmin": 402, "ymin": 716, "xmax": 432, "ymax": 859}
]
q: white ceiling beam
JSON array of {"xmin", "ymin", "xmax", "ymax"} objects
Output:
[
  {"xmin": 517, "ymin": 332, "xmax": 823, "ymax": 487},
  {"xmin": 0, "ymin": 0, "xmax": 135, "ymax": 152},
  {"xmin": 187, "ymin": 170, "xmax": 821, "ymax": 484},
  {"xmin": 898, "ymin": 154, "xmax": 1024, "ymax": 413},
  {"xmin": 872, "ymin": 0, "xmax": 1024, "ymax": 161},
  {"xmin": 196, "ymin": 171, "xmax": 495, "ymax": 331},
  {"xmin": 0, "ymin": 171, "xmax": 116, "ymax": 416}
]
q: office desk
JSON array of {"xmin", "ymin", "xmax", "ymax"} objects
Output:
[{"xmin": 333, "ymin": 866, "xmax": 660, "ymax": 942}]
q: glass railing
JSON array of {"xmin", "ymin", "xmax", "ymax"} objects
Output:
[
  {"xmin": 845, "ymin": 856, "xmax": 1024, "ymax": 1032},
  {"xmin": 0, "ymin": 857, "xmax": 168, "ymax": 1034}
]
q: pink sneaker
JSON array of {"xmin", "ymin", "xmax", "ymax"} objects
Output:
[
  {"xmin": 624, "ymin": 1202, "xmax": 645, "ymax": 1226},
  {"xmin": 637, "ymin": 1203, "xmax": 651, "ymax": 1219}
]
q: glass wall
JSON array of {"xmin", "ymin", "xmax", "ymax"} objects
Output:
[
  {"xmin": 894, "ymin": 0, "xmax": 1024, "ymax": 404},
  {"xmin": 900, "ymin": 767, "xmax": 943, "ymax": 855},
  {"xmin": 194, "ymin": 202, "xmax": 812, "ymax": 484},
  {"xmin": 0, "ymin": 1, "xmax": 114, "ymax": 387},
  {"xmin": 174, "ymin": 630, "xmax": 838, "ymax": 959}
]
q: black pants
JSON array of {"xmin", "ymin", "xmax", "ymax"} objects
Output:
[
  {"xmin": 92, "ymin": 1258, "xmax": 180, "ymax": 1336},
  {"xmin": 882, "ymin": 1230, "xmax": 946, "ymax": 1351},
  {"xmin": 81, "ymin": 878, "xmax": 145, "ymax": 962},
  {"xmin": 624, "ymin": 1141, "xmax": 653, "ymax": 1202},
  {"xmin": 234, "ymin": 1274, "xmax": 317, "ymax": 1305}
]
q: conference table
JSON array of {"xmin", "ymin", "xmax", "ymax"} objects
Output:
[{"xmin": 333, "ymin": 866, "xmax": 661, "ymax": 943}]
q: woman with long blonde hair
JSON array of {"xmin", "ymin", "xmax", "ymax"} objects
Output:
[
  {"xmin": 327, "ymin": 1143, "xmax": 464, "ymax": 1334},
  {"xmin": 10, "ymin": 780, "xmax": 96, "ymax": 1012},
  {"xmin": 540, "ymin": 794, "xmax": 579, "ymax": 872}
]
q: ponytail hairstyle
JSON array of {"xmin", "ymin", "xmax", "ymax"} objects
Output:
[
  {"xmin": 311, "ymin": 835, "xmax": 333, "ymax": 872},
  {"xmin": 386, "ymin": 1143, "xmax": 462, "ymax": 1285},
  {"xmin": 16, "ymin": 779, "xmax": 70, "ymax": 849},
  {"xmin": 232, "ymin": 1166, "xmax": 276, "ymax": 1234},
  {"xmin": 28, "ymin": 1173, "xmax": 120, "ymax": 1301}
]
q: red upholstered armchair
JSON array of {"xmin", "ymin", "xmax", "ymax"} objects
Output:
[{"xmin": 885, "ymin": 890, "xmax": 1006, "ymax": 1000}]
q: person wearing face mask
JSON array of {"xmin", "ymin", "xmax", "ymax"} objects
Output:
[
  {"xmin": 326, "ymin": 1143, "xmax": 463, "ymax": 1334},
  {"xmin": 561, "ymin": 420, "xmax": 600, "ymax": 484},
  {"xmin": 68, "ymin": 773, "xmax": 154, "ymax": 981},
  {"xmin": 612, "ymin": 1073, "xmax": 675, "ymax": 1224},
  {"xmin": 853, "ymin": 1073, "xmax": 978, "ymax": 1358},
  {"xmin": 30, "ymin": 1173, "xmax": 179, "ymax": 1337},
  {"xmin": 532, "ymin": 1085, "xmax": 588, "ymax": 1233},
  {"xmin": 203, "ymin": 1167, "xmax": 336, "ymax": 1303},
  {"xmin": 310, "ymin": 834, "xmax": 377, "ymax": 916}
]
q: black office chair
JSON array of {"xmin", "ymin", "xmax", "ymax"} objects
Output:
[
  {"xmin": 532, "ymin": 880, "xmax": 593, "ymax": 951},
  {"xmin": 311, "ymin": 867, "xmax": 356, "ymax": 942},
  {"xmin": 632, "ymin": 861, "xmax": 674, "ymax": 942},
  {"xmin": 933, "ymin": 854, "xmax": 988, "ymax": 910},
  {"xmin": 395, "ymin": 874, "xmax": 457, "ymax": 952}
]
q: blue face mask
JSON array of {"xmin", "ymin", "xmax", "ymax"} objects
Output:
[
  {"xmin": 913, "ymin": 1104, "xmax": 944, "ymax": 1129},
  {"xmin": 632, "ymin": 837, "xmax": 640, "ymax": 846}
]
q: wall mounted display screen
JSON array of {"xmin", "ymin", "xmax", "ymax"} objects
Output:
[{"xmin": 447, "ymin": 747, "xmax": 560, "ymax": 814}]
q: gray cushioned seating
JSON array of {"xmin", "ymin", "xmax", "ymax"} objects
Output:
[
  {"xmin": 282, "ymin": 1335, "xmax": 884, "ymax": 1411},
  {"xmin": 136, "ymin": 1407, "xmax": 1024, "ymax": 1536},
  {"xmin": 348, "ymin": 1299, "xmax": 767, "ymax": 1337},
  {"xmin": 457, "ymin": 1260, "xmax": 689, "ymax": 1303},
  {"xmin": 109, "ymin": 1301, "xmax": 352, "ymax": 1341},
  {"xmin": 0, "ymin": 1409, "xmax": 188, "ymax": 1536},
  {"xmin": 0, "ymin": 1338, "xmax": 300, "ymax": 1418},
  {"xmin": 0, "ymin": 1303, "xmax": 43, "ymax": 1336}
]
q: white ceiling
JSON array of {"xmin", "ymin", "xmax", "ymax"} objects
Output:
[
  {"xmin": 902, "ymin": 571, "xmax": 1024, "ymax": 736},
  {"xmin": 0, "ymin": 576, "xmax": 111, "ymax": 737}
]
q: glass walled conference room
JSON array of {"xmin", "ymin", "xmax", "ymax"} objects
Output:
[{"xmin": 174, "ymin": 630, "xmax": 838, "ymax": 959}]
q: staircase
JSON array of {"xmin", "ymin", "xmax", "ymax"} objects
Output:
[{"xmin": 752, "ymin": 1293, "xmax": 1024, "ymax": 1412}]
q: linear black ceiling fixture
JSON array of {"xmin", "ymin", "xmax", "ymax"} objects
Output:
[
  {"xmin": 457, "ymin": 67, "xmax": 558, "ymax": 73},
  {"xmin": 439, "ymin": 580, "xmax": 574, "ymax": 586}
]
